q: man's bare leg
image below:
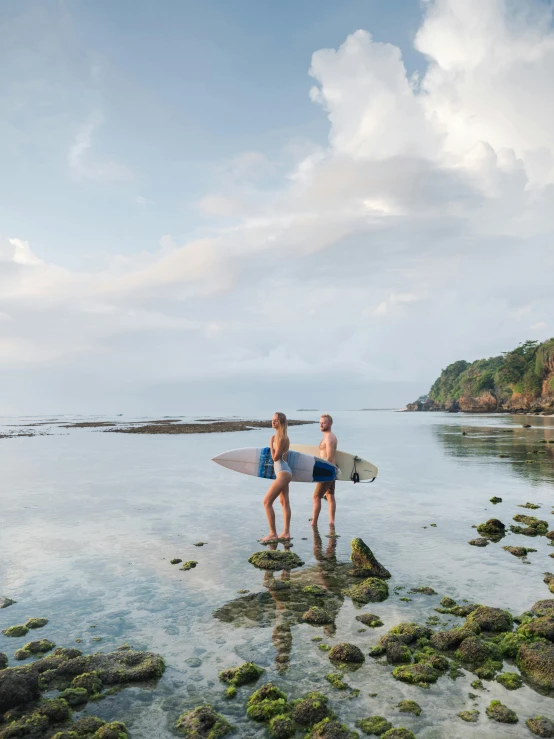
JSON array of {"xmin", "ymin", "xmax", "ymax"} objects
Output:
[
  {"xmin": 327, "ymin": 493, "xmax": 336, "ymax": 527},
  {"xmin": 278, "ymin": 486, "xmax": 291, "ymax": 539},
  {"xmin": 260, "ymin": 478, "xmax": 286, "ymax": 542},
  {"xmin": 312, "ymin": 483, "xmax": 324, "ymax": 526}
]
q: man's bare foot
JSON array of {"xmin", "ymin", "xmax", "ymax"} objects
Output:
[{"xmin": 259, "ymin": 533, "xmax": 278, "ymax": 543}]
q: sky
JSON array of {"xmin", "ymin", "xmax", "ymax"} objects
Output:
[{"xmin": 1, "ymin": 0, "xmax": 554, "ymax": 414}]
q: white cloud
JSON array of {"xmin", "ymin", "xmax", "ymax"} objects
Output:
[
  {"xmin": 2, "ymin": 0, "xmax": 554, "ymax": 409},
  {"xmin": 68, "ymin": 112, "xmax": 133, "ymax": 182}
]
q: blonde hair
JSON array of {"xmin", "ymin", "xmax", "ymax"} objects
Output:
[
  {"xmin": 273, "ymin": 411, "xmax": 289, "ymax": 441},
  {"xmin": 321, "ymin": 413, "xmax": 333, "ymax": 425}
]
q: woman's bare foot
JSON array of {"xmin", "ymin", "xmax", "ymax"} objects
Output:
[
  {"xmin": 278, "ymin": 532, "xmax": 291, "ymax": 540},
  {"xmin": 259, "ymin": 533, "xmax": 278, "ymax": 543}
]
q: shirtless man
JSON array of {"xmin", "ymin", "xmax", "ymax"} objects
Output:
[{"xmin": 311, "ymin": 414, "xmax": 338, "ymax": 528}]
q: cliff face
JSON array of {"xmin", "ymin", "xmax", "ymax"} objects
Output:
[{"xmin": 407, "ymin": 339, "xmax": 554, "ymax": 413}]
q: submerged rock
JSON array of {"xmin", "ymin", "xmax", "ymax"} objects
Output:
[
  {"xmin": 218, "ymin": 661, "xmax": 264, "ymax": 689},
  {"xmin": 476, "ymin": 519, "xmax": 505, "ymax": 537},
  {"xmin": 355, "ymin": 716, "xmax": 392, "ymax": 735},
  {"xmin": 397, "ymin": 700, "xmax": 421, "ymax": 716},
  {"xmin": 58, "ymin": 686, "xmax": 88, "ymax": 706},
  {"xmin": 14, "ymin": 639, "xmax": 56, "ymax": 661},
  {"xmin": 329, "ymin": 643, "xmax": 365, "ymax": 664},
  {"xmin": 490, "ymin": 497, "xmax": 503, "ymax": 504},
  {"xmin": 381, "ymin": 729, "xmax": 415, "ymax": 739},
  {"xmin": 519, "ymin": 502, "xmax": 541, "ymax": 509},
  {"xmin": 458, "ymin": 709, "xmax": 479, "ymax": 722},
  {"xmin": 409, "ymin": 587, "xmax": 436, "ymax": 595},
  {"xmin": 526, "ymin": 716, "xmax": 554, "ymax": 737},
  {"xmin": 512, "ymin": 515, "xmax": 548, "ymax": 534},
  {"xmin": 486, "ymin": 699, "xmax": 518, "ymax": 723},
  {"xmin": 350, "ymin": 539, "xmax": 391, "ymax": 579},
  {"xmin": 175, "ymin": 705, "xmax": 234, "ymax": 737},
  {"xmin": 0, "ymin": 596, "xmax": 16, "ymax": 609},
  {"xmin": 469, "ymin": 538, "xmax": 489, "ymax": 547},
  {"xmin": 355, "ymin": 613, "xmax": 383, "ymax": 628},
  {"xmin": 303, "ymin": 607, "xmax": 334, "ymax": 625},
  {"xmin": 325, "ymin": 672, "xmax": 349, "ymax": 690},
  {"xmin": 307, "ymin": 718, "xmax": 358, "ymax": 738},
  {"xmin": 503, "ymin": 546, "xmax": 536, "ymax": 557},
  {"xmin": 392, "ymin": 662, "xmax": 438, "ymax": 686},
  {"xmin": 496, "ymin": 672, "xmax": 523, "ymax": 690},
  {"xmin": 343, "ymin": 578, "xmax": 388, "ymax": 604},
  {"xmin": 248, "ymin": 551, "xmax": 304, "ymax": 571},
  {"xmin": 180, "ymin": 561, "xmax": 198, "ymax": 571},
  {"xmin": 292, "ymin": 691, "xmax": 332, "ymax": 726},
  {"xmin": 2, "ymin": 625, "xmax": 29, "ymax": 638},
  {"xmin": 440, "ymin": 597, "xmax": 457, "ymax": 608},
  {"xmin": 519, "ymin": 641, "xmax": 554, "ymax": 690},
  {"xmin": 465, "ymin": 605, "xmax": 513, "ymax": 633},
  {"xmin": 24, "ymin": 618, "xmax": 48, "ymax": 630}
]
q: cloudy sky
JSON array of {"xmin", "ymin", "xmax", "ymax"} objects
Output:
[{"xmin": 1, "ymin": 0, "xmax": 553, "ymax": 414}]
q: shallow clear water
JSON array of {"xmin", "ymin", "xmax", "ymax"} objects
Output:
[{"xmin": 1, "ymin": 410, "xmax": 554, "ymax": 737}]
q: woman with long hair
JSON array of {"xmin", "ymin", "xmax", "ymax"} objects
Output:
[{"xmin": 259, "ymin": 411, "xmax": 292, "ymax": 542}]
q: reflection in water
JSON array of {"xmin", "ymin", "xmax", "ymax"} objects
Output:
[
  {"xmin": 213, "ymin": 528, "xmax": 355, "ymax": 671},
  {"xmin": 435, "ymin": 417, "xmax": 554, "ymax": 485}
]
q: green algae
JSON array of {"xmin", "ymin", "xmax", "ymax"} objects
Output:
[
  {"xmin": 381, "ymin": 730, "xmax": 415, "ymax": 739},
  {"xmin": 486, "ymin": 699, "xmax": 518, "ymax": 723},
  {"xmin": 180, "ymin": 561, "xmax": 198, "ymax": 571},
  {"xmin": 175, "ymin": 705, "xmax": 234, "ymax": 737},
  {"xmin": 496, "ymin": 671, "xmax": 523, "ymax": 690},
  {"xmin": 58, "ymin": 687, "xmax": 89, "ymax": 706},
  {"xmin": 473, "ymin": 657, "xmax": 503, "ymax": 680},
  {"xmin": 71, "ymin": 671, "xmax": 103, "ymax": 694},
  {"xmin": 526, "ymin": 716, "xmax": 554, "ymax": 737},
  {"xmin": 1, "ymin": 624, "xmax": 29, "ymax": 637},
  {"xmin": 318, "ymin": 644, "xmax": 331, "ymax": 652},
  {"xmin": 397, "ymin": 700, "xmax": 421, "ymax": 716},
  {"xmin": 94, "ymin": 722, "xmax": 129, "ymax": 738},
  {"xmin": 325, "ymin": 672, "xmax": 349, "ymax": 689},
  {"xmin": 392, "ymin": 662, "xmax": 438, "ymax": 686},
  {"xmin": 303, "ymin": 585, "xmax": 327, "ymax": 596},
  {"xmin": 519, "ymin": 502, "xmax": 541, "ymax": 509},
  {"xmin": 470, "ymin": 679, "xmax": 485, "ymax": 690},
  {"xmin": 24, "ymin": 618, "xmax": 48, "ymax": 629},
  {"xmin": 14, "ymin": 639, "xmax": 56, "ymax": 660},
  {"xmin": 303, "ymin": 607, "xmax": 334, "ymax": 625},
  {"xmin": 248, "ymin": 551, "xmax": 304, "ymax": 570},
  {"xmin": 356, "ymin": 613, "xmax": 383, "ymax": 628},
  {"xmin": 355, "ymin": 716, "xmax": 392, "ymax": 735},
  {"xmin": 519, "ymin": 615, "xmax": 554, "ymax": 641},
  {"xmin": 350, "ymin": 538, "xmax": 391, "ymax": 579},
  {"xmin": 218, "ymin": 661, "xmax": 264, "ymax": 691},
  {"xmin": 247, "ymin": 683, "xmax": 289, "ymax": 722},
  {"xmin": 307, "ymin": 717, "xmax": 358, "ymax": 738},
  {"xmin": 343, "ymin": 578, "xmax": 389, "ymax": 604},
  {"xmin": 458, "ymin": 710, "xmax": 479, "ymax": 722},
  {"xmin": 328, "ymin": 643, "xmax": 365, "ymax": 663}
]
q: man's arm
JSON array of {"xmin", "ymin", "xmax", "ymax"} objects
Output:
[{"xmin": 325, "ymin": 435, "xmax": 337, "ymax": 464}]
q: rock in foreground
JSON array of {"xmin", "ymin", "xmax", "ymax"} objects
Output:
[{"xmin": 350, "ymin": 539, "xmax": 391, "ymax": 579}]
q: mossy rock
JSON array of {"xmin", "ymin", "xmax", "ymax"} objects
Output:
[
  {"xmin": 344, "ymin": 578, "xmax": 389, "ymax": 604},
  {"xmin": 325, "ymin": 673, "xmax": 349, "ymax": 690},
  {"xmin": 180, "ymin": 561, "xmax": 198, "ymax": 571},
  {"xmin": 94, "ymin": 722, "xmax": 129, "ymax": 738},
  {"xmin": 532, "ymin": 600, "xmax": 554, "ymax": 617},
  {"xmin": 59, "ymin": 687, "xmax": 89, "ymax": 706},
  {"xmin": 385, "ymin": 642, "xmax": 411, "ymax": 665},
  {"xmin": 269, "ymin": 714, "xmax": 296, "ymax": 738},
  {"xmin": 455, "ymin": 636, "xmax": 499, "ymax": 665},
  {"xmin": 24, "ymin": 618, "xmax": 48, "ymax": 629},
  {"xmin": 430, "ymin": 627, "xmax": 476, "ymax": 651},
  {"xmin": 388, "ymin": 622, "xmax": 431, "ymax": 644},
  {"xmin": 356, "ymin": 613, "xmax": 383, "ymax": 628},
  {"xmin": 175, "ymin": 704, "xmax": 234, "ymax": 737},
  {"xmin": 458, "ymin": 710, "xmax": 479, "ymax": 722},
  {"xmin": 409, "ymin": 587, "xmax": 436, "ymax": 595},
  {"xmin": 518, "ymin": 641, "xmax": 554, "ymax": 690},
  {"xmin": 465, "ymin": 605, "xmax": 513, "ymax": 633},
  {"xmin": 440, "ymin": 597, "xmax": 457, "ymax": 608},
  {"xmin": 468, "ymin": 538, "xmax": 489, "ymax": 547},
  {"xmin": 355, "ymin": 716, "xmax": 392, "ymax": 735},
  {"xmin": 170, "ymin": 558, "xmax": 182, "ymax": 564},
  {"xmin": 490, "ymin": 496, "xmax": 502, "ymax": 504},
  {"xmin": 496, "ymin": 630, "xmax": 533, "ymax": 658},
  {"xmin": 291, "ymin": 691, "xmax": 332, "ymax": 726},
  {"xmin": 350, "ymin": 539, "xmax": 391, "ymax": 579},
  {"xmin": 72, "ymin": 716, "xmax": 106, "ymax": 734},
  {"xmin": 526, "ymin": 716, "xmax": 554, "ymax": 737},
  {"xmin": 307, "ymin": 717, "xmax": 358, "ymax": 738},
  {"xmin": 397, "ymin": 700, "xmax": 421, "ymax": 716},
  {"xmin": 520, "ymin": 616, "xmax": 554, "ymax": 642},
  {"xmin": 247, "ymin": 684, "xmax": 288, "ymax": 722},
  {"xmin": 513, "ymin": 514, "xmax": 548, "ymax": 533},
  {"xmin": 248, "ymin": 551, "xmax": 304, "ymax": 571},
  {"xmin": 71, "ymin": 671, "xmax": 103, "ymax": 694},
  {"xmin": 392, "ymin": 662, "xmax": 438, "ymax": 686},
  {"xmin": 476, "ymin": 519, "xmax": 505, "ymax": 537},
  {"xmin": 218, "ymin": 661, "xmax": 264, "ymax": 688},
  {"xmin": 14, "ymin": 639, "xmax": 56, "ymax": 660},
  {"xmin": 1, "ymin": 624, "xmax": 29, "ymax": 637},
  {"xmin": 519, "ymin": 502, "xmax": 540, "ymax": 509},
  {"xmin": 503, "ymin": 545, "xmax": 536, "ymax": 557},
  {"xmin": 303, "ymin": 607, "xmax": 334, "ymax": 625},
  {"xmin": 329, "ymin": 643, "xmax": 365, "ymax": 663},
  {"xmin": 381, "ymin": 730, "xmax": 415, "ymax": 739},
  {"xmin": 486, "ymin": 699, "xmax": 518, "ymax": 724},
  {"xmin": 496, "ymin": 672, "xmax": 523, "ymax": 690},
  {"xmin": 474, "ymin": 657, "xmax": 503, "ymax": 680},
  {"xmin": 303, "ymin": 585, "xmax": 327, "ymax": 596}
]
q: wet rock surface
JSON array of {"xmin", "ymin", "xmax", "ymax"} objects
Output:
[
  {"xmin": 486, "ymin": 699, "xmax": 518, "ymax": 723},
  {"xmin": 527, "ymin": 716, "xmax": 554, "ymax": 737},
  {"xmin": 248, "ymin": 551, "xmax": 305, "ymax": 571},
  {"xmin": 343, "ymin": 578, "xmax": 388, "ymax": 604},
  {"xmin": 350, "ymin": 539, "xmax": 391, "ymax": 579},
  {"xmin": 175, "ymin": 704, "xmax": 234, "ymax": 737}
]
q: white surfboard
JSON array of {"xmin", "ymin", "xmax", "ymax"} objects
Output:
[
  {"xmin": 212, "ymin": 447, "xmax": 337, "ymax": 483},
  {"xmin": 289, "ymin": 445, "xmax": 378, "ymax": 483}
]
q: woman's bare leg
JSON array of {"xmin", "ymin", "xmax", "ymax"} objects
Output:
[
  {"xmin": 260, "ymin": 476, "xmax": 287, "ymax": 542},
  {"xmin": 279, "ymin": 483, "xmax": 291, "ymax": 539}
]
